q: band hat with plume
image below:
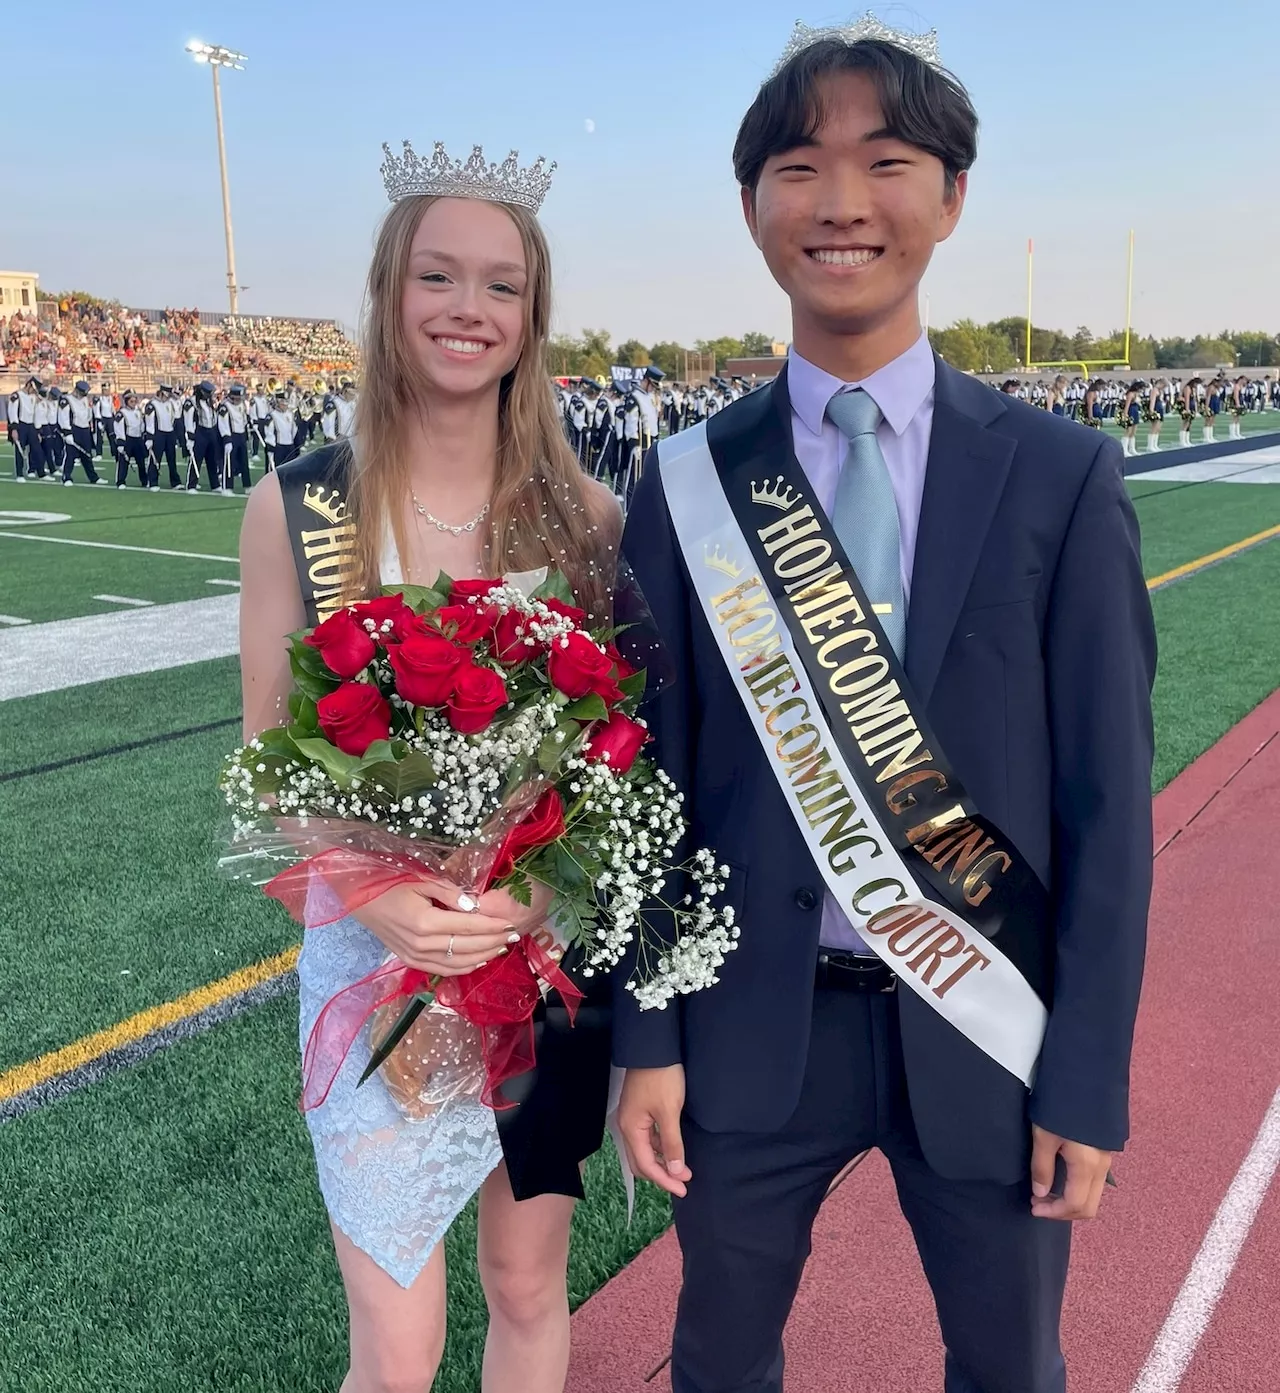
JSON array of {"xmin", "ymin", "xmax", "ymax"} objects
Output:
[
  {"xmin": 380, "ymin": 140, "xmax": 556, "ymax": 213},
  {"xmin": 771, "ymin": 10, "xmax": 942, "ymax": 75}
]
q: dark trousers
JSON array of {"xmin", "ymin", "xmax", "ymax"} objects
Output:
[
  {"xmin": 116, "ymin": 436, "xmax": 146, "ymax": 487},
  {"xmin": 253, "ymin": 418, "xmax": 269, "ymax": 459},
  {"xmin": 97, "ymin": 417, "xmax": 117, "ymax": 460},
  {"xmin": 42, "ymin": 426, "xmax": 63, "ymax": 476},
  {"xmin": 64, "ymin": 427, "xmax": 100, "ymax": 483},
  {"xmin": 187, "ymin": 425, "xmax": 222, "ymax": 491},
  {"xmin": 152, "ymin": 429, "xmax": 179, "ymax": 487},
  {"xmin": 17, "ymin": 421, "xmax": 45, "ymax": 476},
  {"xmin": 670, "ymin": 989, "xmax": 1070, "ymax": 1393},
  {"xmin": 224, "ymin": 432, "xmax": 250, "ymax": 490},
  {"xmin": 272, "ymin": 438, "xmax": 299, "ymax": 466}
]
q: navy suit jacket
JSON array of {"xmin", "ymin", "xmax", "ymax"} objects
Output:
[{"xmin": 614, "ymin": 357, "xmax": 1157, "ymax": 1183}]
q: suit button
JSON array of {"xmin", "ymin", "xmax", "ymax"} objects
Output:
[{"xmin": 794, "ymin": 887, "xmax": 819, "ymax": 911}]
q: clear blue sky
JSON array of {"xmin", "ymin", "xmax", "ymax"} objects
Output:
[{"xmin": 9, "ymin": 0, "xmax": 1277, "ymax": 346}]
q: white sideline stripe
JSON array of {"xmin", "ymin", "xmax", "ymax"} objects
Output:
[
  {"xmin": 1131, "ymin": 1085, "xmax": 1280, "ymax": 1393},
  {"xmin": 0, "ymin": 531, "xmax": 238, "ymax": 564},
  {"xmin": 0, "ymin": 593, "xmax": 240, "ymax": 701},
  {"xmin": 92, "ymin": 594, "xmax": 154, "ymax": 608},
  {"xmin": 205, "ymin": 578, "xmax": 240, "ymax": 588},
  {"xmin": 0, "ymin": 614, "xmax": 31, "ymax": 626}
]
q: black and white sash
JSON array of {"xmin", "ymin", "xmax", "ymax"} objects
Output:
[
  {"xmin": 657, "ymin": 378, "xmax": 1052, "ymax": 1085},
  {"xmin": 277, "ymin": 444, "xmax": 359, "ymax": 626}
]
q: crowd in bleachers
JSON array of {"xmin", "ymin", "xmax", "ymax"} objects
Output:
[
  {"xmin": 0, "ymin": 298, "xmax": 359, "ymax": 387},
  {"xmin": 224, "ymin": 315, "xmax": 358, "ymax": 371}
]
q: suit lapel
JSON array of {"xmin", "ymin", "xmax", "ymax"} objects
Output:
[{"xmin": 906, "ymin": 360, "xmax": 1016, "ymax": 707}]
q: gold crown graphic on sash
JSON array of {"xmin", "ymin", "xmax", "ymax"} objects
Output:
[
  {"xmin": 302, "ymin": 482, "xmax": 350, "ymax": 526},
  {"xmin": 750, "ymin": 476, "xmax": 803, "ymax": 511},
  {"xmin": 703, "ymin": 544, "xmax": 745, "ymax": 579}
]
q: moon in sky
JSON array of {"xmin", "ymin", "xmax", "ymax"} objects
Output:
[{"xmin": 584, "ymin": 118, "xmax": 596, "ymax": 134}]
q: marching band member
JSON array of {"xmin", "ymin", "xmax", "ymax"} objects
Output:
[
  {"xmin": 113, "ymin": 390, "xmax": 147, "ymax": 488},
  {"xmin": 10, "ymin": 376, "xmax": 45, "ymax": 479},
  {"xmin": 319, "ymin": 389, "xmax": 338, "ymax": 444},
  {"xmin": 218, "ymin": 383, "xmax": 253, "ymax": 493},
  {"xmin": 179, "ymin": 384, "xmax": 197, "ymax": 462},
  {"xmin": 36, "ymin": 386, "xmax": 61, "ymax": 477},
  {"xmin": 144, "ymin": 384, "xmax": 182, "ymax": 489},
  {"xmin": 94, "ymin": 381, "xmax": 116, "ymax": 460},
  {"xmin": 186, "ymin": 380, "xmax": 222, "ymax": 492},
  {"xmin": 333, "ymin": 379, "xmax": 357, "ymax": 438},
  {"xmin": 251, "ymin": 379, "xmax": 274, "ymax": 459},
  {"xmin": 265, "ymin": 389, "xmax": 300, "ymax": 466},
  {"xmin": 61, "ymin": 381, "xmax": 104, "ymax": 485}
]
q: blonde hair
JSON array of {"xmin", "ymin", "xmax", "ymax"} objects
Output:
[{"xmin": 342, "ymin": 196, "xmax": 612, "ymax": 618}]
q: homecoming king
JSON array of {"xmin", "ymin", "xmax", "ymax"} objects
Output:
[{"xmin": 615, "ymin": 16, "xmax": 1157, "ymax": 1393}]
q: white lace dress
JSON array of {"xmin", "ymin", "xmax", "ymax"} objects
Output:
[{"xmin": 296, "ymin": 534, "xmax": 503, "ymax": 1288}]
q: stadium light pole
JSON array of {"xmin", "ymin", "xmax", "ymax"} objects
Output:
[{"xmin": 186, "ymin": 40, "xmax": 247, "ymax": 317}]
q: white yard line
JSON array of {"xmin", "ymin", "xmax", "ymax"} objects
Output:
[
  {"xmin": 0, "ymin": 531, "xmax": 238, "ymax": 564},
  {"xmin": 0, "ymin": 614, "xmax": 31, "ymax": 626},
  {"xmin": 0, "ymin": 594, "xmax": 240, "ymax": 700},
  {"xmin": 204, "ymin": 578, "xmax": 241, "ymax": 588},
  {"xmin": 92, "ymin": 594, "xmax": 155, "ymax": 608},
  {"xmin": 1131, "ymin": 1085, "xmax": 1280, "ymax": 1393}
]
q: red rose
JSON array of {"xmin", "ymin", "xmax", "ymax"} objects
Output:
[
  {"xmin": 582, "ymin": 711, "xmax": 650, "ymax": 773},
  {"xmin": 489, "ymin": 788, "xmax": 567, "ymax": 882},
  {"xmin": 605, "ymin": 641, "xmax": 637, "ymax": 683},
  {"xmin": 447, "ymin": 660, "xmax": 509, "ymax": 734},
  {"xmin": 492, "ymin": 608, "xmax": 533, "ymax": 664},
  {"xmin": 303, "ymin": 608, "xmax": 376, "ymax": 678},
  {"xmin": 450, "ymin": 578, "xmax": 503, "ymax": 604},
  {"xmin": 352, "ymin": 593, "xmax": 417, "ymax": 643},
  {"xmin": 436, "ymin": 601, "xmax": 499, "ymax": 645},
  {"xmin": 548, "ymin": 630, "xmax": 623, "ymax": 704},
  {"xmin": 387, "ymin": 630, "xmax": 465, "ymax": 707},
  {"xmin": 316, "ymin": 681, "xmax": 391, "ymax": 756}
]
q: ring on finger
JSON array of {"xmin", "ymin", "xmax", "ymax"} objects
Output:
[{"xmin": 446, "ymin": 935, "xmax": 455, "ymax": 960}]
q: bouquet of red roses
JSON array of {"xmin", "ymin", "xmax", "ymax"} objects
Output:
[{"xmin": 219, "ymin": 569, "xmax": 736, "ymax": 1115}]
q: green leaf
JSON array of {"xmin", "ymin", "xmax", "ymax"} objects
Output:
[
  {"xmin": 354, "ymin": 750, "xmax": 439, "ymax": 802},
  {"xmin": 397, "ymin": 583, "xmax": 450, "ymax": 614},
  {"xmin": 356, "ymin": 739, "xmax": 397, "ymax": 768},
  {"xmin": 618, "ymin": 668, "xmax": 648, "ymax": 702},
  {"xmin": 532, "ymin": 569, "xmax": 576, "ymax": 605},
  {"xmin": 503, "ymin": 871, "xmax": 534, "ymax": 908},
  {"xmin": 288, "ymin": 646, "xmax": 339, "ymax": 701},
  {"xmin": 537, "ymin": 717, "xmax": 582, "ymax": 773},
  {"xmin": 563, "ymin": 692, "xmax": 609, "ymax": 723},
  {"xmin": 553, "ymin": 841, "xmax": 587, "ymax": 887},
  {"xmin": 292, "ymin": 736, "xmax": 366, "ymax": 789}
]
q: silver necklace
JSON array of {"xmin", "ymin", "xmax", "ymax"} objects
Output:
[{"xmin": 410, "ymin": 490, "xmax": 491, "ymax": 536}]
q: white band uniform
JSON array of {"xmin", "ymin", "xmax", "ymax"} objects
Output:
[{"xmin": 658, "ymin": 424, "xmax": 1048, "ymax": 1087}]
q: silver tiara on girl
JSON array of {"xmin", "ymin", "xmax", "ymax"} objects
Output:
[
  {"xmin": 771, "ymin": 12, "xmax": 942, "ymax": 75},
  {"xmin": 379, "ymin": 141, "xmax": 556, "ymax": 213}
]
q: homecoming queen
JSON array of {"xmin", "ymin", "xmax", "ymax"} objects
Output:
[{"xmin": 238, "ymin": 141, "xmax": 620, "ymax": 1393}]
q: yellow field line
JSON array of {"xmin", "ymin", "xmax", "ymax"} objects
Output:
[
  {"xmin": 1147, "ymin": 523, "xmax": 1280, "ymax": 590},
  {"xmin": 0, "ymin": 945, "xmax": 299, "ymax": 1103}
]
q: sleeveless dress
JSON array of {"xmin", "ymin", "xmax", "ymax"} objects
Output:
[{"xmin": 297, "ymin": 531, "xmax": 503, "ymax": 1289}]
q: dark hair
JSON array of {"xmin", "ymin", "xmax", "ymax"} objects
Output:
[{"xmin": 733, "ymin": 38, "xmax": 978, "ymax": 195}]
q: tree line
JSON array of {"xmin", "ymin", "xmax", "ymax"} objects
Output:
[
  {"xmin": 926, "ymin": 320, "xmax": 1280, "ymax": 374},
  {"xmin": 545, "ymin": 321, "xmax": 1280, "ymax": 380}
]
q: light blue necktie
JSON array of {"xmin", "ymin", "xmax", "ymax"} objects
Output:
[{"xmin": 825, "ymin": 388, "xmax": 907, "ymax": 659}]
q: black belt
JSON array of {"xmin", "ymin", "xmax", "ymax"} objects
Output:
[{"xmin": 815, "ymin": 951, "xmax": 896, "ymax": 994}]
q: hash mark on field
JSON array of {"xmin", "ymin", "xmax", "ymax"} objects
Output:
[
  {"xmin": 0, "ymin": 614, "xmax": 31, "ymax": 626},
  {"xmin": 205, "ymin": 578, "xmax": 240, "ymax": 588},
  {"xmin": 93, "ymin": 594, "xmax": 155, "ymax": 608}
]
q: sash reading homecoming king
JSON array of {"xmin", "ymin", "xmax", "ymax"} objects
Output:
[{"xmin": 657, "ymin": 379, "xmax": 1052, "ymax": 1086}]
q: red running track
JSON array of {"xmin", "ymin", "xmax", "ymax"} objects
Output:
[{"xmin": 567, "ymin": 689, "xmax": 1280, "ymax": 1393}]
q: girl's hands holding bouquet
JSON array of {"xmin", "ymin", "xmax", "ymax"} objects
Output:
[{"xmin": 354, "ymin": 881, "xmax": 519, "ymax": 977}]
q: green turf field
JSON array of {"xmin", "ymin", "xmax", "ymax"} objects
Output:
[{"xmin": 1, "ymin": 430, "xmax": 1278, "ymax": 1392}]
